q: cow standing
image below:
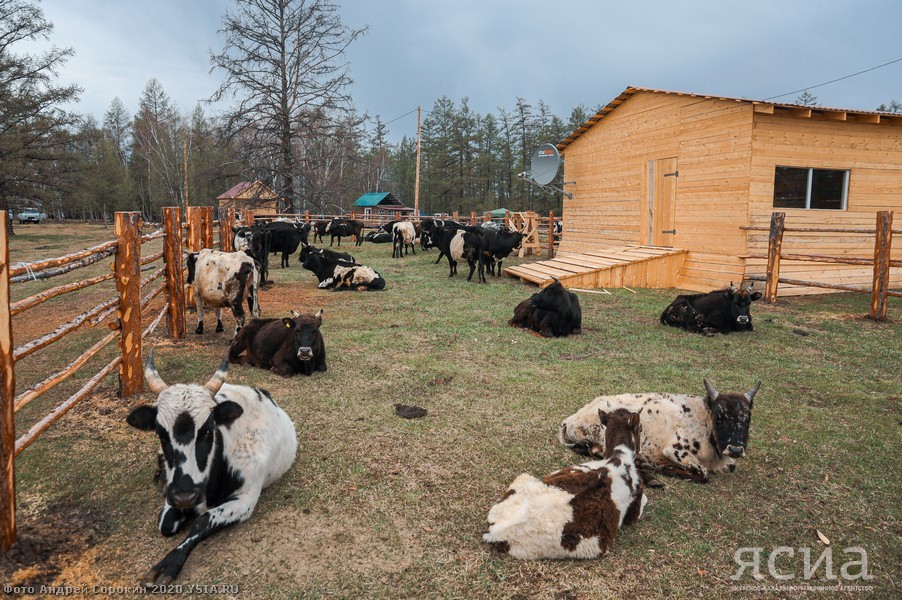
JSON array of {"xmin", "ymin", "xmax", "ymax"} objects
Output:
[
  {"xmin": 559, "ymin": 379, "xmax": 761, "ymax": 485},
  {"xmin": 430, "ymin": 225, "xmax": 486, "ymax": 283},
  {"xmin": 484, "ymin": 408, "xmax": 647, "ymax": 559},
  {"xmin": 509, "ymin": 278, "xmax": 581, "ymax": 337},
  {"xmin": 660, "ymin": 282, "xmax": 762, "ymax": 336},
  {"xmin": 420, "ymin": 217, "xmax": 458, "ymax": 250},
  {"xmin": 186, "ymin": 249, "xmax": 260, "ymax": 335},
  {"xmin": 312, "ymin": 220, "xmax": 329, "ymax": 243},
  {"xmin": 482, "ymin": 227, "xmax": 523, "ymax": 276},
  {"xmin": 229, "ymin": 310, "xmax": 327, "ymax": 377},
  {"xmin": 392, "ymin": 221, "xmax": 417, "ymax": 258},
  {"xmin": 325, "ymin": 218, "xmax": 364, "ymax": 247},
  {"xmin": 232, "ymin": 225, "xmax": 271, "ymax": 285},
  {"xmin": 126, "ymin": 352, "xmax": 297, "ymax": 586}
]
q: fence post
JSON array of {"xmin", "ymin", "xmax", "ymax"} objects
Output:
[
  {"xmin": 470, "ymin": 211, "xmax": 476, "ymax": 225},
  {"xmin": 305, "ymin": 210, "xmax": 310, "ymax": 223},
  {"xmin": 452, "ymin": 211, "xmax": 459, "ymax": 222},
  {"xmin": 202, "ymin": 206, "xmax": 214, "ymax": 249},
  {"xmin": 186, "ymin": 206, "xmax": 204, "ymax": 253},
  {"xmin": 504, "ymin": 211, "xmax": 511, "ymax": 229},
  {"xmin": 548, "ymin": 210, "xmax": 555, "ymax": 258},
  {"xmin": 870, "ymin": 211, "xmax": 893, "ymax": 321},
  {"xmin": 163, "ymin": 208, "xmax": 186, "ymax": 339},
  {"xmin": 0, "ymin": 211, "xmax": 16, "ymax": 553},
  {"xmin": 243, "ymin": 209, "xmax": 255, "ymax": 227},
  {"xmin": 220, "ymin": 208, "xmax": 236, "ymax": 252},
  {"xmin": 765, "ymin": 212, "xmax": 785, "ymax": 303},
  {"xmin": 115, "ymin": 211, "xmax": 143, "ymax": 397}
]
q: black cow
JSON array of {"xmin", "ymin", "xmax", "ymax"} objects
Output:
[
  {"xmin": 660, "ymin": 282, "xmax": 763, "ymax": 336},
  {"xmin": 365, "ymin": 230, "xmax": 393, "ymax": 243},
  {"xmin": 482, "ymin": 227, "xmax": 523, "ymax": 276},
  {"xmin": 312, "ymin": 220, "xmax": 329, "ymax": 243},
  {"xmin": 265, "ymin": 221, "xmax": 306, "ymax": 268},
  {"xmin": 326, "ymin": 218, "xmax": 364, "ymax": 247},
  {"xmin": 420, "ymin": 217, "xmax": 458, "ymax": 250},
  {"xmin": 301, "ymin": 249, "xmax": 385, "ymax": 291},
  {"xmin": 509, "ymin": 277, "xmax": 582, "ymax": 337},
  {"xmin": 430, "ymin": 225, "xmax": 485, "ymax": 283},
  {"xmin": 229, "ymin": 310, "xmax": 327, "ymax": 377}
]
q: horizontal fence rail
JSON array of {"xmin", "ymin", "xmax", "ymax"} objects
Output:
[{"xmin": 742, "ymin": 211, "xmax": 897, "ymax": 320}]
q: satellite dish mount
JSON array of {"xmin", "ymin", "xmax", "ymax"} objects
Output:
[{"xmin": 519, "ymin": 143, "xmax": 575, "ymax": 199}]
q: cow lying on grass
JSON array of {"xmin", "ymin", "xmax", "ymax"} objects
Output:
[
  {"xmin": 126, "ymin": 351, "xmax": 297, "ymax": 586},
  {"xmin": 186, "ymin": 249, "xmax": 260, "ymax": 336},
  {"xmin": 301, "ymin": 246, "xmax": 385, "ymax": 291},
  {"xmin": 559, "ymin": 379, "xmax": 760, "ymax": 485},
  {"xmin": 660, "ymin": 282, "xmax": 762, "ymax": 336},
  {"xmin": 509, "ymin": 278, "xmax": 581, "ymax": 337},
  {"xmin": 484, "ymin": 408, "xmax": 646, "ymax": 559},
  {"xmin": 229, "ymin": 310, "xmax": 327, "ymax": 377}
]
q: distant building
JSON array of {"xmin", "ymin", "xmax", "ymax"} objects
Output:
[
  {"xmin": 352, "ymin": 192, "xmax": 414, "ymax": 217},
  {"xmin": 216, "ymin": 181, "xmax": 283, "ymax": 215}
]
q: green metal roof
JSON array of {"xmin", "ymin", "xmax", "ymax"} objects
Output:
[
  {"xmin": 488, "ymin": 208, "xmax": 509, "ymax": 217},
  {"xmin": 353, "ymin": 192, "xmax": 392, "ymax": 207}
]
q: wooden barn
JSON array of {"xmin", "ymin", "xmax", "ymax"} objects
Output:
[
  {"xmin": 353, "ymin": 192, "xmax": 415, "ymax": 217},
  {"xmin": 505, "ymin": 87, "xmax": 902, "ymax": 295},
  {"xmin": 216, "ymin": 180, "xmax": 283, "ymax": 215}
]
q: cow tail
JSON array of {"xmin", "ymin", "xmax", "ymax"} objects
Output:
[
  {"xmin": 251, "ymin": 263, "xmax": 260, "ymax": 317},
  {"xmin": 186, "ymin": 253, "xmax": 197, "ymax": 284}
]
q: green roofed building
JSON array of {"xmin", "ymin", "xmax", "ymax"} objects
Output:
[
  {"xmin": 488, "ymin": 208, "xmax": 509, "ymax": 218},
  {"xmin": 352, "ymin": 192, "xmax": 414, "ymax": 217}
]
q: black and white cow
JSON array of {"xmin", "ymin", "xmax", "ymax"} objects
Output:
[
  {"xmin": 660, "ymin": 282, "xmax": 763, "ymax": 336},
  {"xmin": 482, "ymin": 227, "xmax": 523, "ymax": 276},
  {"xmin": 126, "ymin": 351, "xmax": 297, "ymax": 586},
  {"xmin": 392, "ymin": 221, "xmax": 417, "ymax": 258},
  {"xmin": 229, "ymin": 309, "xmax": 327, "ymax": 377},
  {"xmin": 265, "ymin": 221, "xmax": 307, "ymax": 267},
  {"xmin": 298, "ymin": 244, "xmax": 354, "ymax": 265},
  {"xmin": 430, "ymin": 225, "xmax": 485, "ymax": 283},
  {"xmin": 301, "ymin": 247, "xmax": 385, "ymax": 291},
  {"xmin": 420, "ymin": 217, "xmax": 458, "ymax": 250},
  {"xmin": 232, "ymin": 225, "xmax": 271, "ymax": 285},
  {"xmin": 484, "ymin": 408, "xmax": 647, "ymax": 559},
  {"xmin": 365, "ymin": 230, "xmax": 394, "ymax": 243},
  {"xmin": 559, "ymin": 379, "xmax": 761, "ymax": 485},
  {"xmin": 509, "ymin": 277, "xmax": 581, "ymax": 337},
  {"xmin": 186, "ymin": 249, "xmax": 260, "ymax": 335}
]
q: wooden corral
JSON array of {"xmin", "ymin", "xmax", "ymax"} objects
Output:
[
  {"xmin": 504, "ymin": 246, "xmax": 687, "ymax": 289},
  {"xmin": 557, "ymin": 86, "xmax": 902, "ymax": 295}
]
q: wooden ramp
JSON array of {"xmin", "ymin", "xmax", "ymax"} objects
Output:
[{"xmin": 503, "ymin": 246, "xmax": 688, "ymax": 289}]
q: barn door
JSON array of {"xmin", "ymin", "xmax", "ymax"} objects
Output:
[{"xmin": 647, "ymin": 158, "xmax": 678, "ymax": 247}]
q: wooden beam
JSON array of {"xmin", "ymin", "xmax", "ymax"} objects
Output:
[
  {"xmin": 765, "ymin": 212, "xmax": 785, "ymax": 303},
  {"xmin": 852, "ymin": 113, "xmax": 881, "ymax": 124},
  {"xmin": 820, "ymin": 111, "xmax": 847, "ymax": 121},
  {"xmin": 163, "ymin": 208, "xmax": 186, "ymax": 339},
  {"xmin": 0, "ymin": 211, "xmax": 15, "ymax": 553},
  {"xmin": 871, "ymin": 211, "xmax": 893, "ymax": 321},
  {"xmin": 115, "ymin": 212, "xmax": 144, "ymax": 397},
  {"xmin": 753, "ymin": 103, "xmax": 775, "ymax": 114}
]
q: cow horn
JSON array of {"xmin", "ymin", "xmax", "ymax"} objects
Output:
[
  {"xmin": 203, "ymin": 355, "xmax": 229, "ymax": 395},
  {"xmin": 703, "ymin": 378, "xmax": 719, "ymax": 400},
  {"xmin": 143, "ymin": 349, "xmax": 168, "ymax": 394},
  {"xmin": 745, "ymin": 381, "xmax": 762, "ymax": 402},
  {"xmin": 290, "ymin": 309, "xmax": 300, "ymax": 317}
]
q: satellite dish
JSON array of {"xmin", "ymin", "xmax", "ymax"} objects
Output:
[{"xmin": 530, "ymin": 143, "xmax": 561, "ymax": 186}]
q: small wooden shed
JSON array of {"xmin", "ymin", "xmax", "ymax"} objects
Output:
[
  {"xmin": 508, "ymin": 87, "xmax": 902, "ymax": 295},
  {"xmin": 216, "ymin": 180, "xmax": 282, "ymax": 215},
  {"xmin": 352, "ymin": 192, "xmax": 414, "ymax": 217}
]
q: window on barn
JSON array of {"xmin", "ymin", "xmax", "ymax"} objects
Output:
[{"xmin": 773, "ymin": 167, "xmax": 849, "ymax": 210}]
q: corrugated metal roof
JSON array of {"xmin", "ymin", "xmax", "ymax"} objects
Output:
[
  {"xmin": 353, "ymin": 192, "xmax": 392, "ymax": 207},
  {"xmin": 217, "ymin": 181, "xmax": 254, "ymax": 200},
  {"xmin": 558, "ymin": 86, "xmax": 902, "ymax": 151}
]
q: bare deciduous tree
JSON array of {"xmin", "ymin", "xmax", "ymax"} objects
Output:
[{"xmin": 210, "ymin": 0, "xmax": 366, "ymax": 211}]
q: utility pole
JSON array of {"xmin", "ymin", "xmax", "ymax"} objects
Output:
[
  {"xmin": 183, "ymin": 140, "xmax": 189, "ymax": 211},
  {"xmin": 414, "ymin": 105, "xmax": 421, "ymax": 218}
]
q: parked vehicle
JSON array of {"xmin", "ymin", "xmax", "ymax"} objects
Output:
[{"xmin": 17, "ymin": 210, "xmax": 47, "ymax": 224}]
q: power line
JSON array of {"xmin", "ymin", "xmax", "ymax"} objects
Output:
[
  {"xmin": 382, "ymin": 108, "xmax": 418, "ymax": 126},
  {"xmin": 764, "ymin": 57, "xmax": 902, "ymax": 101}
]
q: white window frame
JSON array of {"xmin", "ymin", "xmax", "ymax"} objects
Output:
[{"xmin": 774, "ymin": 166, "xmax": 849, "ymax": 210}]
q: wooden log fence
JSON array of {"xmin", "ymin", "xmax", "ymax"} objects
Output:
[
  {"xmin": 741, "ymin": 211, "xmax": 898, "ymax": 321},
  {"xmin": 0, "ymin": 208, "xmax": 192, "ymax": 552}
]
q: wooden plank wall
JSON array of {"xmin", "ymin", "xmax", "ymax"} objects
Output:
[{"xmin": 747, "ymin": 113, "xmax": 902, "ymax": 294}]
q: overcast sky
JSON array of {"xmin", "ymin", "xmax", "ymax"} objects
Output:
[{"xmin": 28, "ymin": 0, "xmax": 902, "ymax": 143}]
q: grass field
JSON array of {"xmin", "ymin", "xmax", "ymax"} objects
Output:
[{"xmin": 2, "ymin": 223, "xmax": 900, "ymax": 598}]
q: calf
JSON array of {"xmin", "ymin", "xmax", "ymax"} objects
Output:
[
  {"xmin": 660, "ymin": 282, "xmax": 762, "ymax": 336},
  {"xmin": 509, "ymin": 278, "xmax": 581, "ymax": 337},
  {"xmin": 559, "ymin": 379, "xmax": 761, "ymax": 484},
  {"xmin": 301, "ymin": 248, "xmax": 385, "ymax": 291},
  {"xmin": 229, "ymin": 309, "xmax": 326, "ymax": 377},
  {"xmin": 186, "ymin": 249, "xmax": 260, "ymax": 335},
  {"xmin": 482, "ymin": 227, "xmax": 523, "ymax": 276},
  {"xmin": 392, "ymin": 221, "xmax": 417, "ymax": 258},
  {"xmin": 484, "ymin": 408, "xmax": 646, "ymax": 559},
  {"xmin": 126, "ymin": 352, "xmax": 297, "ymax": 585}
]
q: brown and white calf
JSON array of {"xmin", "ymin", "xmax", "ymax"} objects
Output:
[
  {"xmin": 483, "ymin": 409, "xmax": 647, "ymax": 559},
  {"xmin": 559, "ymin": 380, "xmax": 760, "ymax": 484}
]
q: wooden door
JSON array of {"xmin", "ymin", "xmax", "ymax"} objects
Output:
[{"xmin": 647, "ymin": 158, "xmax": 678, "ymax": 247}]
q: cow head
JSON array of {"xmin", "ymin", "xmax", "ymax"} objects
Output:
[
  {"xmin": 725, "ymin": 282, "xmax": 763, "ymax": 327},
  {"xmin": 598, "ymin": 408, "xmax": 642, "ymax": 457},
  {"xmin": 127, "ymin": 351, "xmax": 241, "ymax": 513},
  {"xmin": 232, "ymin": 226, "xmax": 253, "ymax": 252},
  {"xmin": 703, "ymin": 379, "xmax": 760, "ymax": 459},
  {"xmin": 283, "ymin": 309, "xmax": 324, "ymax": 362}
]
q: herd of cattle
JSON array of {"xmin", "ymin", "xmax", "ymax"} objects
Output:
[{"xmin": 125, "ymin": 215, "xmax": 768, "ymax": 584}]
